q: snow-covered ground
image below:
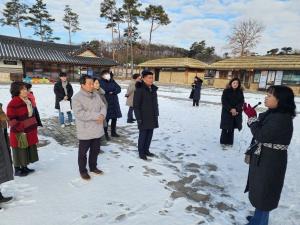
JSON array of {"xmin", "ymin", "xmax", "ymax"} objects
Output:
[{"xmin": 0, "ymin": 82, "xmax": 299, "ymax": 225}]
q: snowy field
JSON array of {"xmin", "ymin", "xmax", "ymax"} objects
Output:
[{"xmin": 0, "ymin": 82, "xmax": 299, "ymax": 225}]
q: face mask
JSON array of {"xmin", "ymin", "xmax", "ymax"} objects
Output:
[{"xmin": 103, "ymin": 74, "xmax": 110, "ymax": 80}]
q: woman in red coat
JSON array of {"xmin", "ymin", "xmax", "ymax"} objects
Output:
[{"xmin": 7, "ymin": 82, "xmax": 39, "ymax": 177}]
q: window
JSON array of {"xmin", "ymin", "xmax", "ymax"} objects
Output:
[
  {"xmin": 282, "ymin": 71, "xmax": 300, "ymax": 85},
  {"xmin": 253, "ymin": 71, "xmax": 261, "ymax": 83}
]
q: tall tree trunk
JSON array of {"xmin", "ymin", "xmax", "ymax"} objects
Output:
[
  {"xmin": 148, "ymin": 18, "xmax": 154, "ymax": 58},
  {"xmin": 68, "ymin": 22, "xmax": 71, "ymax": 45},
  {"xmin": 17, "ymin": 21, "xmax": 22, "ymax": 38}
]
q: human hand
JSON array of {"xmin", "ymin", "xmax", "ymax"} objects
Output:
[
  {"xmin": 64, "ymin": 96, "xmax": 68, "ymax": 100},
  {"xmin": 97, "ymin": 115, "xmax": 105, "ymax": 124},
  {"xmin": 243, "ymin": 103, "xmax": 257, "ymax": 118},
  {"xmin": 230, "ymin": 108, "xmax": 238, "ymax": 116},
  {"xmin": 244, "ymin": 155, "xmax": 250, "ymax": 164}
]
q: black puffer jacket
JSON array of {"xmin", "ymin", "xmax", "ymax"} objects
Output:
[
  {"xmin": 245, "ymin": 109, "xmax": 294, "ymax": 211},
  {"xmin": 133, "ymin": 81, "xmax": 159, "ymax": 130},
  {"xmin": 54, "ymin": 81, "xmax": 73, "ymax": 110}
]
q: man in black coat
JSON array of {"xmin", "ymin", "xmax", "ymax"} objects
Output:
[
  {"xmin": 54, "ymin": 72, "xmax": 74, "ymax": 128},
  {"xmin": 133, "ymin": 70, "xmax": 159, "ymax": 160}
]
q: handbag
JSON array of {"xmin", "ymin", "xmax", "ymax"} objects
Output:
[{"xmin": 59, "ymin": 100, "xmax": 72, "ymax": 113}]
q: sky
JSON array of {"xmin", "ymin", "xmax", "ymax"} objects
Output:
[{"xmin": 0, "ymin": 0, "xmax": 300, "ymax": 56}]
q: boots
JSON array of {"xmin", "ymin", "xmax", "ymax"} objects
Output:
[
  {"xmin": 111, "ymin": 119, "xmax": 120, "ymax": 137},
  {"xmin": 0, "ymin": 192, "xmax": 13, "ymax": 204},
  {"xmin": 14, "ymin": 167, "xmax": 28, "ymax": 177}
]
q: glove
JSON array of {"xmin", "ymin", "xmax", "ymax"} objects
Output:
[{"xmin": 243, "ymin": 103, "xmax": 257, "ymax": 118}]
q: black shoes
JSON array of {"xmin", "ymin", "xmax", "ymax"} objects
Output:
[
  {"xmin": 0, "ymin": 193, "xmax": 13, "ymax": 204},
  {"xmin": 14, "ymin": 167, "xmax": 28, "ymax": 177},
  {"xmin": 90, "ymin": 168, "xmax": 103, "ymax": 175},
  {"xmin": 111, "ymin": 133, "xmax": 120, "ymax": 137},
  {"xmin": 146, "ymin": 152, "xmax": 155, "ymax": 157},
  {"xmin": 139, "ymin": 155, "xmax": 148, "ymax": 160},
  {"xmin": 23, "ymin": 166, "xmax": 35, "ymax": 173},
  {"xmin": 80, "ymin": 172, "xmax": 91, "ymax": 180},
  {"xmin": 127, "ymin": 120, "xmax": 134, "ymax": 123}
]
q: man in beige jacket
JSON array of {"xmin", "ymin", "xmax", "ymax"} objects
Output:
[{"xmin": 72, "ymin": 75, "xmax": 107, "ymax": 180}]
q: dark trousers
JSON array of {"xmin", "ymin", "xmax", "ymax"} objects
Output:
[
  {"xmin": 193, "ymin": 100, "xmax": 199, "ymax": 106},
  {"xmin": 247, "ymin": 208, "xmax": 269, "ymax": 225},
  {"xmin": 78, "ymin": 138, "xmax": 100, "ymax": 173},
  {"xmin": 138, "ymin": 129, "xmax": 154, "ymax": 157},
  {"xmin": 127, "ymin": 107, "xmax": 134, "ymax": 121},
  {"xmin": 220, "ymin": 129, "xmax": 234, "ymax": 145},
  {"xmin": 104, "ymin": 118, "xmax": 117, "ymax": 135}
]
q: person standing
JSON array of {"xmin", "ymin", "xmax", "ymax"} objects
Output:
[
  {"xmin": 54, "ymin": 72, "xmax": 74, "ymax": 128},
  {"xmin": 133, "ymin": 70, "xmax": 159, "ymax": 160},
  {"xmin": 125, "ymin": 73, "xmax": 141, "ymax": 123},
  {"xmin": 243, "ymin": 85, "xmax": 295, "ymax": 225},
  {"xmin": 100, "ymin": 70, "xmax": 122, "ymax": 140},
  {"xmin": 93, "ymin": 78, "xmax": 108, "ymax": 147},
  {"xmin": 220, "ymin": 77, "xmax": 244, "ymax": 146},
  {"xmin": 191, "ymin": 76, "xmax": 203, "ymax": 107},
  {"xmin": 0, "ymin": 103, "xmax": 14, "ymax": 208},
  {"xmin": 7, "ymin": 82, "xmax": 39, "ymax": 176},
  {"xmin": 72, "ymin": 75, "xmax": 107, "ymax": 180},
  {"xmin": 25, "ymin": 83, "xmax": 43, "ymax": 127}
]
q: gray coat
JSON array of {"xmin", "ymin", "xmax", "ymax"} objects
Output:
[
  {"xmin": 72, "ymin": 89, "xmax": 107, "ymax": 140},
  {"xmin": 126, "ymin": 80, "xmax": 136, "ymax": 107},
  {"xmin": 0, "ymin": 128, "xmax": 14, "ymax": 185}
]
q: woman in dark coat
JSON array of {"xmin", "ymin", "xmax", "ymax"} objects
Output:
[
  {"xmin": 220, "ymin": 78, "xmax": 244, "ymax": 145},
  {"xmin": 133, "ymin": 70, "xmax": 159, "ymax": 160},
  {"xmin": 0, "ymin": 103, "xmax": 13, "ymax": 208},
  {"xmin": 243, "ymin": 85, "xmax": 295, "ymax": 225},
  {"xmin": 99, "ymin": 70, "xmax": 122, "ymax": 140},
  {"xmin": 190, "ymin": 76, "xmax": 203, "ymax": 106},
  {"xmin": 7, "ymin": 82, "xmax": 39, "ymax": 177}
]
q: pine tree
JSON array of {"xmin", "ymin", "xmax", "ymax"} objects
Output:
[
  {"xmin": 63, "ymin": 5, "xmax": 80, "ymax": 45},
  {"xmin": 0, "ymin": 0, "xmax": 28, "ymax": 38},
  {"xmin": 25, "ymin": 0, "xmax": 59, "ymax": 42},
  {"xmin": 141, "ymin": 5, "xmax": 170, "ymax": 56}
]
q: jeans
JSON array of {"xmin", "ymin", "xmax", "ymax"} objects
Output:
[
  {"xmin": 247, "ymin": 208, "xmax": 269, "ymax": 225},
  {"xmin": 138, "ymin": 129, "xmax": 154, "ymax": 157},
  {"xmin": 59, "ymin": 110, "xmax": 73, "ymax": 124}
]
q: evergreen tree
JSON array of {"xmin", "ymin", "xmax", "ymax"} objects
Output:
[
  {"xmin": 25, "ymin": 0, "xmax": 59, "ymax": 42},
  {"xmin": 0, "ymin": 0, "xmax": 28, "ymax": 38},
  {"xmin": 63, "ymin": 5, "xmax": 80, "ymax": 45}
]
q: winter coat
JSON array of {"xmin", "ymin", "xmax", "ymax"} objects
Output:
[
  {"xmin": 245, "ymin": 110, "xmax": 293, "ymax": 211},
  {"xmin": 133, "ymin": 81, "xmax": 159, "ymax": 130},
  {"xmin": 28, "ymin": 91, "xmax": 43, "ymax": 127},
  {"xmin": 54, "ymin": 81, "xmax": 73, "ymax": 110},
  {"xmin": 192, "ymin": 79, "xmax": 203, "ymax": 101},
  {"xmin": 100, "ymin": 79, "xmax": 122, "ymax": 119},
  {"xmin": 220, "ymin": 88, "xmax": 244, "ymax": 131},
  {"xmin": 126, "ymin": 80, "xmax": 136, "ymax": 107},
  {"xmin": 7, "ymin": 97, "xmax": 38, "ymax": 148},
  {"xmin": 95, "ymin": 88, "xmax": 108, "ymax": 128},
  {"xmin": 0, "ymin": 128, "xmax": 13, "ymax": 185},
  {"xmin": 72, "ymin": 89, "xmax": 107, "ymax": 140},
  {"xmin": 0, "ymin": 104, "xmax": 13, "ymax": 185}
]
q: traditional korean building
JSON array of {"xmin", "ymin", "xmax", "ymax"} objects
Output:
[
  {"xmin": 0, "ymin": 35, "xmax": 117, "ymax": 83},
  {"xmin": 138, "ymin": 57, "xmax": 208, "ymax": 85},
  {"xmin": 209, "ymin": 55, "xmax": 300, "ymax": 94}
]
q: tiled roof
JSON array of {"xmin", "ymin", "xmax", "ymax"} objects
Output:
[{"xmin": 0, "ymin": 35, "xmax": 117, "ymax": 67}]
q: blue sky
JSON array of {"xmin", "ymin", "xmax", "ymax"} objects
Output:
[{"xmin": 0, "ymin": 0, "xmax": 300, "ymax": 55}]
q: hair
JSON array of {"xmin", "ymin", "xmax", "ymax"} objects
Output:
[
  {"xmin": 93, "ymin": 77, "xmax": 99, "ymax": 82},
  {"xmin": 59, "ymin": 72, "xmax": 67, "ymax": 77},
  {"xmin": 141, "ymin": 70, "xmax": 153, "ymax": 78},
  {"xmin": 79, "ymin": 75, "xmax": 93, "ymax": 85},
  {"xmin": 227, "ymin": 77, "xmax": 242, "ymax": 90},
  {"xmin": 101, "ymin": 70, "xmax": 110, "ymax": 76},
  {"xmin": 132, "ymin": 73, "xmax": 140, "ymax": 79},
  {"xmin": 25, "ymin": 83, "xmax": 32, "ymax": 90},
  {"xmin": 267, "ymin": 85, "xmax": 296, "ymax": 118},
  {"xmin": 10, "ymin": 81, "xmax": 27, "ymax": 97}
]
